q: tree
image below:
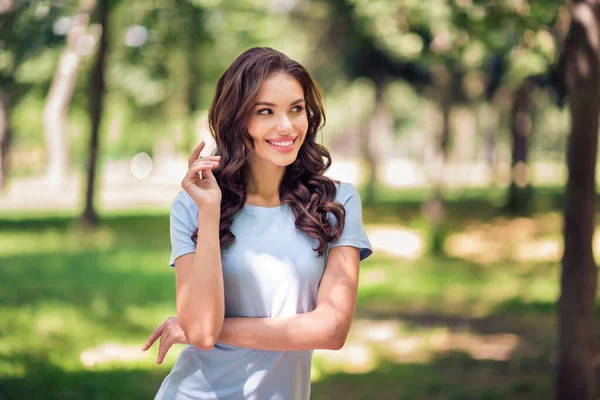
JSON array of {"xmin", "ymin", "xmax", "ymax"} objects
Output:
[
  {"xmin": 0, "ymin": 3, "xmax": 15, "ymax": 191},
  {"xmin": 0, "ymin": 0, "xmax": 66, "ymax": 190},
  {"xmin": 42, "ymin": 0, "xmax": 97, "ymax": 188},
  {"xmin": 81, "ymin": 0, "xmax": 111, "ymax": 226},
  {"xmin": 556, "ymin": 1, "xmax": 600, "ymax": 399},
  {"xmin": 506, "ymin": 77, "xmax": 536, "ymax": 213},
  {"xmin": 316, "ymin": 0, "xmax": 431, "ymax": 203}
]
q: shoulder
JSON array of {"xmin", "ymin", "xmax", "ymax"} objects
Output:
[
  {"xmin": 171, "ymin": 190, "xmax": 198, "ymax": 218},
  {"xmin": 333, "ymin": 181, "xmax": 360, "ymax": 204}
]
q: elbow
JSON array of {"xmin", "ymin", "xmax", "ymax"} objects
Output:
[
  {"xmin": 185, "ymin": 327, "xmax": 220, "ymax": 350},
  {"xmin": 189, "ymin": 333, "xmax": 218, "ymax": 350},
  {"xmin": 180, "ymin": 319, "xmax": 223, "ymax": 351},
  {"xmin": 316, "ymin": 308, "xmax": 352, "ymax": 350},
  {"xmin": 325, "ymin": 323, "xmax": 350, "ymax": 350},
  {"xmin": 326, "ymin": 334, "xmax": 348, "ymax": 351}
]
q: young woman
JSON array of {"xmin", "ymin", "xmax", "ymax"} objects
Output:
[{"xmin": 143, "ymin": 47, "xmax": 372, "ymax": 400}]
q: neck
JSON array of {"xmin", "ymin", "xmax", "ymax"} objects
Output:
[{"xmin": 246, "ymin": 156, "xmax": 286, "ymax": 205}]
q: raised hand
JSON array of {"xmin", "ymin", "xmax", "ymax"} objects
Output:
[
  {"xmin": 142, "ymin": 317, "xmax": 189, "ymax": 365},
  {"xmin": 182, "ymin": 141, "xmax": 222, "ymax": 210}
]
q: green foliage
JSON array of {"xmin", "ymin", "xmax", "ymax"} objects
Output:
[
  {"xmin": 10, "ymin": 91, "xmax": 45, "ymax": 146},
  {"xmin": 2, "ymin": 0, "xmax": 569, "ymax": 193},
  {"xmin": 14, "ymin": 49, "xmax": 59, "ymax": 84}
]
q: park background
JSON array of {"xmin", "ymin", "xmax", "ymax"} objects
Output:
[{"xmin": 0, "ymin": 0, "xmax": 598, "ymax": 399}]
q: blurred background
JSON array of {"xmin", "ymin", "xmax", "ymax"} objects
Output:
[{"xmin": 0, "ymin": 0, "xmax": 594, "ymax": 399}]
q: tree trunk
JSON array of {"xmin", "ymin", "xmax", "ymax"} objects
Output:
[
  {"xmin": 506, "ymin": 78, "xmax": 534, "ymax": 213},
  {"xmin": 423, "ymin": 100, "xmax": 450, "ymax": 254},
  {"xmin": 556, "ymin": 2, "xmax": 600, "ymax": 399},
  {"xmin": 479, "ymin": 101, "xmax": 499, "ymax": 186},
  {"xmin": 0, "ymin": 2, "xmax": 16, "ymax": 192},
  {"xmin": 361, "ymin": 73, "xmax": 390, "ymax": 204},
  {"xmin": 41, "ymin": 1, "xmax": 95, "ymax": 188},
  {"xmin": 81, "ymin": 0, "xmax": 108, "ymax": 226},
  {"xmin": 0, "ymin": 89, "xmax": 10, "ymax": 191},
  {"xmin": 436, "ymin": 100, "xmax": 451, "ymax": 199}
]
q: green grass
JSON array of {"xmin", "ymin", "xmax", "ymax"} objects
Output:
[{"xmin": 0, "ymin": 197, "xmax": 591, "ymax": 399}]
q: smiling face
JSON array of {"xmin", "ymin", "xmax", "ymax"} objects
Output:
[{"xmin": 246, "ymin": 72, "xmax": 308, "ymax": 168}]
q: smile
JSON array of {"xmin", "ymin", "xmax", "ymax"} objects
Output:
[{"xmin": 266, "ymin": 137, "xmax": 297, "ymax": 153}]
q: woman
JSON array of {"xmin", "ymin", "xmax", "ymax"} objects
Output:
[{"xmin": 143, "ymin": 47, "xmax": 373, "ymax": 400}]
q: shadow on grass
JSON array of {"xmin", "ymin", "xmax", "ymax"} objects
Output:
[
  {"xmin": 0, "ymin": 354, "xmax": 165, "ymax": 400},
  {"xmin": 0, "ymin": 351, "xmax": 553, "ymax": 400},
  {"xmin": 0, "ymin": 249, "xmax": 175, "ymax": 337},
  {"xmin": 354, "ymin": 308, "xmax": 555, "ymax": 344},
  {"xmin": 354, "ymin": 254, "xmax": 562, "ymax": 317},
  {"xmin": 0, "ymin": 196, "xmax": 590, "ymax": 399},
  {"xmin": 0, "ymin": 214, "xmax": 171, "ymax": 249},
  {"xmin": 315, "ymin": 352, "xmax": 551, "ymax": 400}
]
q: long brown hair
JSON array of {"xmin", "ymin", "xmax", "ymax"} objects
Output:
[{"xmin": 192, "ymin": 47, "xmax": 345, "ymax": 256}]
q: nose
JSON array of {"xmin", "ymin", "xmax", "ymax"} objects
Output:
[{"xmin": 274, "ymin": 115, "xmax": 293, "ymax": 134}]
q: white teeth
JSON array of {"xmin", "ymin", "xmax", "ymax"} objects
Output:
[{"xmin": 268, "ymin": 140, "xmax": 293, "ymax": 147}]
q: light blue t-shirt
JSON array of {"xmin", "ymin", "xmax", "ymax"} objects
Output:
[{"xmin": 155, "ymin": 182, "xmax": 372, "ymax": 400}]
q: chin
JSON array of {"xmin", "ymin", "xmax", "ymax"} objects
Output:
[{"xmin": 268, "ymin": 152, "xmax": 300, "ymax": 167}]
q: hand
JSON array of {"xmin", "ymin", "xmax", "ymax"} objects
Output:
[
  {"xmin": 182, "ymin": 141, "xmax": 222, "ymax": 209},
  {"xmin": 142, "ymin": 317, "xmax": 190, "ymax": 364}
]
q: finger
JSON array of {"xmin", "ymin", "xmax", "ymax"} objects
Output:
[
  {"xmin": 182, "ymin": 167, "xmax": 202, "ymax": 186},
  {"xmin": 190, "ymin": 161, "xmax": 219, "ymax": 170},
  {"xmin": 182, "ymin": 163, "xmax": 218, "ymax": 186},
  {"xmin": 142, "ymin": 323, "xmax": 165, "ymax": 351},
  {"xmin": 188, "ymin": 141, "xmax": 206, "ymax": 167},
  {"xmin": 191, "ymin": 159, "xmax": 220, "ymax": 168},
  {"xmin": 189, "ymin": 163, "xmax": 219, "ymax": 174},
  {"xmin": 157, "ymin": 336, "xmax": 172, "ymax": 365},
  {"xmin": 143, "ymin": 326, "xmax": 163, "ymax": 351},
  {"xmin": 203, "ymin": 168, "xmax": 216, "ymax": 181},
  {"xmin": 198, "ymin": 156, "xmax": 221, "ymax": 162}
]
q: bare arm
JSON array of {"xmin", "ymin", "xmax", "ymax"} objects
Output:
[
  {"xmin": 175, "ymin": 141, "xmax": 224, "ymax": 350},
  {"xmin": 175, "ymin": 210, "xmax": 223, "ymax": 350},
  {"xmin": 144, "ymin": 246, "xmax": 359, "ymax": 360},
  {"xmin": 217, "ymin": 245, "xmax": 360, "ymax": 351}
]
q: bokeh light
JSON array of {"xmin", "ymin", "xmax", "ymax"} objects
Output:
[{"xmin": 130, "ymin": 152, "xmax": 153, "ymax": 179}]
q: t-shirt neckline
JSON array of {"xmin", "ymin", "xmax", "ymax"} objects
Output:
[{"xmin": 242, "ymin": 202, "xmax": 286, "ymax": 215}]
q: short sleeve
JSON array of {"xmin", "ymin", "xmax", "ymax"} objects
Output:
[
  {"xmin": 328, "ymin": 182, "xmax": 373, "ymax": 261},
  {"xmin": 169, "ymin": 191, "xmax": 198, "ymax": 267}
]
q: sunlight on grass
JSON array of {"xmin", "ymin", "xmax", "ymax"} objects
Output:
[
  {"xmin": 0, "ymin": 207, "xmax": 585, "ymax": 400},
  {"xmin": 0, "ymin": 227, "xmax": 116, "ymax": 256},
  {"xmin": 430, "ymin": 331, "xmax": 519, "ymax": 361},
  {"xmin": 312, "ymin": 317, "xmax": 524, "ymax": 394},
  {"xmin": 366, "ymin": 226, "xmax": 424, "ymax": 259},
  {"xmin": 443, "ymin": 210, "xmax": 600, "ymax": 265},
  {"xmin": 0, "ymin": 359, "xmax": 25, "ymax": 378},
  {"xmin": 315, "ymin": 344, "xmax": 377, "ymax": 374},
  {"xmin": 447, "ymin": 227, "xmax": 600, "ymax": 265},
  {"xmin": 35, "ymin": 311, "xmax": 70, "ymax": 337},
  {"xmin": 514, "ymin": 239, "xmax": 562, "ymax": 262},
  {"xmin": 80, "ymin": 343, "xmax": 149, "ymax": 368},
  {"xmin": 357, "ymin": 254, "xmax": 560, "ymax": 317}
]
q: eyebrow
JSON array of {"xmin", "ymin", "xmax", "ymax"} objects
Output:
[{"xmin": 254, "ymin": 98, "xmax": 305, "ymax": 107}]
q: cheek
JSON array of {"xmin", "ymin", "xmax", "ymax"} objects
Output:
[
  {"xmin": 295, "ymin": 115, "xmax": 309, "ymax": 133},
  {"xmin": 246, "ymin": 121, "xmax": 268, "ymax": 144}
]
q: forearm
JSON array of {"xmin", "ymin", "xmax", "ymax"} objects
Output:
[
  {"xmin": 177, "ymin": 211, "xmax": 224, "ymax": 349},
  {"xmin": 218, "ymin": 307, "xmax": 348, "ymax": 351}
]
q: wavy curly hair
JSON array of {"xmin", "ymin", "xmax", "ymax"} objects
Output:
[{"xmin": 192, "ymin": 47, "xmax": 345, "ymax": 256}]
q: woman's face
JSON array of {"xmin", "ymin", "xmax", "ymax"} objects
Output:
[{"xmin": 246, "ymin": 72, "xmax": 308, "ymax": 168}]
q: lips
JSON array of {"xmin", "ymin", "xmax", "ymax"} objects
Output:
[{"xmin": 266, "ymin": 136, "xmax": 298, "ymax": 153}]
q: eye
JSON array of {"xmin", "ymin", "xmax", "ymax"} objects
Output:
[
  {"xmin": 291, "ymin": 105, "xmax": 304, "ymax": 113},
  {"xmin": 257, "ymin": 108, "xmax": 272, "ymax": 116}
]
